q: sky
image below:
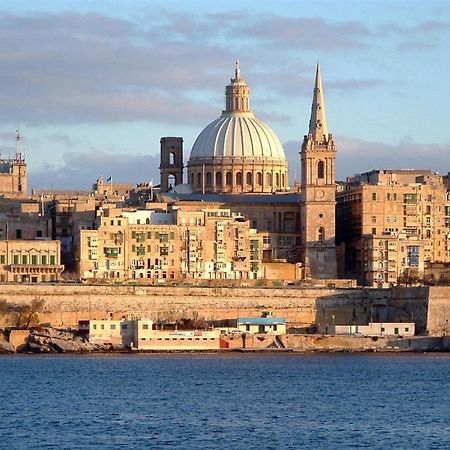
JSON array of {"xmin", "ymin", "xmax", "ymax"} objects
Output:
[{"xmin": 0, "ymin": 0, "xmax": 449, "ymax": 190}]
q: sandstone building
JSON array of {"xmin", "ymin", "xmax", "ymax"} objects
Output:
[{"xmin": 337, "ymin": 169, "xmax": 450, "ymax": 286}]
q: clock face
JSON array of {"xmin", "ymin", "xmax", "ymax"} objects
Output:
[{"xmin": 316, "ymin": 189, "xmax": 325, "ymax": 199}]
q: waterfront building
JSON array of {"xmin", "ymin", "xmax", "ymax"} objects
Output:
[
  {"xmin": 237, "ymin": 316, "xmax": 287, "ymax": 335},
  {"xmin": 332, "ymin": 322, "xmax": 415, "ymax": 337},
  {"xmin": 78, "ymin": 318, "xmax": 222, "ymax": 350}
]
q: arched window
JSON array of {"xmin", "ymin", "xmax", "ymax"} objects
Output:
[
  {"xmin": 266, "ymin": 172, "xmax": 272, "ymax": 185},
  {"xmin": 282, "ymin": 173, "xmax": 285, "ymax": 188},
  {"xmin": 216, "ymin": 172, "xmax": 222, "ymax": 187},
  {"xmin": 169, "ymin": 152, "xmax": 175, "ymax": 165},
  {"xmin": 318, "ymin": 161, "xmax": 325, "ymax": 179},
  {"xmin": 236, "ymin": 172, "xmax": 242, "ymax": 186},
  {"xmin": 256, "ymin": 172, "xmax": 262, "ymax": 185},
  {"xmin": 226, "ymin": 172, "xmax": 232, "ymax": 186},
  {"xmin": 196, "ymin": 172, "xmax": 201, "ymax": 187},
  {"xmin": 246, "ymin": 172, "xmax": 252, "ymax": 185},
  {"xmin": 190, "ymin": 173, "xmax": 194, "ymax": 186},
  {"xmin": 206, "ymin": 172, "xmax": 212, "ymax": 186},
  {"xmin": 275, "ymin": 173, "xmax": 280, "ymax": 186},
  {"xmin": 318, "ymin": 227, "xmax": 325, "ymax": 243}
]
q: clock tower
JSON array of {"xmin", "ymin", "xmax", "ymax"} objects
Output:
[{"xmin": 300, "ymin": 64, "xmax": 337, "ymax": 278}]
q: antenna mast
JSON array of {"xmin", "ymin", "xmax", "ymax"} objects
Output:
[{"xmin": 15, "ymin": 125, "xmax": 25, "ymax": 161}]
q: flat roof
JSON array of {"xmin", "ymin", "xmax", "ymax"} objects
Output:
[{"xmin": 162, "ymin": 193, "xmax": 302, "ymax": 204}]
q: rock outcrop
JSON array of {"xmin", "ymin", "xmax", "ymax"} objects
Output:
[{"xmin": 23, "ymin": 327, "xmax": 126, "ymax": 353}]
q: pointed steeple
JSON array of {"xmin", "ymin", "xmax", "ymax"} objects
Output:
[{"xmin": 308, "ymin": 63, "xmax": 328, "ymax": 142}]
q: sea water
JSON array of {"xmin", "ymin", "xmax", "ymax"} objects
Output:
[{"xmin": 0, "ymin": 353, "xmax": 449, "ymax": 449}]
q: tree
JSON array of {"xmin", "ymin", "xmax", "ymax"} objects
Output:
[{"xmin": 13, "ymin": 298, "xmax": 46, "ymax": 328}]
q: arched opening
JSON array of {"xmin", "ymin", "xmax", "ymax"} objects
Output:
[
  {"xmin": 246, "ymin": 172, "xmax": 252, "ymax": 185},
  {"xmin": 206, "ymin": 172, "xmax": 212, "ymax": 186},
  {"xmin": 190, "ymin": 173, "xmax": 194, "ymax": 186},
  {"xmin": 256, "ymin": 172, "xmax": 262, "ymax": 185},
  {"xmin": 168, "ymin": 174, "xmax": 176, "ymax": 190},
  {"xmin": 318, "ymin": 227, "xmax": 325, "ymax": 243},
  {"xmin": 275, "ymin": 173, "xmax": 280, "ymax": 187},
  {"xmin": 282, "ymin": 173, "xmax": 285, "ymax": 188},
  {"xmin": 216, "ymin": 172, "xmax": 222, "ymax": 187},
  {"xmin": 266, "ymin": 172, "xmax": 272, "ymax": 185},
  {"xmin": 226, "ymin": 172, "xmax": 232, "ymax": 186},
  {"xmin": 236, "ymin": 172, "xmax": 242, "ymax": 186},
  {"xmin": 169, "ymin": 152, "xmax": 176, "ymax": 165},
  {"xmin": 196, "ymin": 172, "xmax": 201, "ymax": 187},
  {"xmin": 318, "ymin": 161, "xmax": 325, "ymax": 179}
]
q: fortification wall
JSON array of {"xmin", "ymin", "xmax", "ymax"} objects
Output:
[{"xmin": 0, "ymin": 284, "xmax": 447, "ymax": 336}]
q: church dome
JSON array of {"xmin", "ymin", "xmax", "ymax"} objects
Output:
[
  {"xmin": 190, "ymin": 113, "xmax": 286, "ymax": 160},
  {"xmin": 188, "ymin": 61, "xmax": 288, "ymax": 194}
]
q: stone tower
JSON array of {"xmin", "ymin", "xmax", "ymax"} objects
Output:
[
  {"xmin": 300, "ymin": 64, "xmax": 337, "ymax": 279},
  {"xmin": 160, "ymin": 137, "xmax": 183, "ymax": 193}
]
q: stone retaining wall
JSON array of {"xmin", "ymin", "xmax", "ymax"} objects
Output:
[{"xmin": 0, "ymin": 284, "xmax": 448, "ymax": 336}]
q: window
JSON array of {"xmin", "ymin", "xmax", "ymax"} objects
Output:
[
  {"xmin": 22, "ymin": 255, "xmax": 28, "ymax": 265},
  {"xmin": 42, "ymin": 255, "xmax": 47, "ymax": 265},
  {"xmin": 318, "ymin": 227, "xmax": 325, "ymax": 243},
  {"xmin": 317, "ymin": 161, "xmax": 324, "ymax": 179},
  {"xmin": 216, "ymin": 172, "xmax": 222, "ymax": 186},
  {"xmin": 372, "ymin": 228, "xmax": 377, "ymax": 235},
  {"xmin": 236, "ymin": 172, "xmax": 242, "ymax": 186},
  {"xmin": 121, "ymin": 324, "xmax": 128, "ymax": 330},
  {"xmin": 0, "ymin": 255, "xmax": 5, "ymax": 264},
  {"xmin": 13, "ymin": 255, "xmax": 19, "ymax": 265},
  {"xmin": 256, "ymin": 172, "xmax": 262, "ymax": 186},
  {"xmin": 372, "ymin": 193, "xmax": 377, "ymax": 201},
  {"xmin": 101, "ymin": 324, "xmax": 105, "ymax": 330},
  {"xmin": 50, "ymin": 255, "xmax": 56, "ymax": 265},
  {"xmin": 142, "ymin": 324, "xmax": 149, "ymax": 330},
  {"xmin": 405, "ymin": 327, "xmax": 409, "ymax": 332},
  {"xmin": 394, "ymin": 327, "xmax": 399, "ymax": 335},
  {"xmin": 93, "ymin": 324, "xmax": 97, "ymax": 330},
  {"xmin": 111, "ymin": 324, "xmax": 116, "ymax": 330},
  {"xmin": 37, "ymin": 230, "xmax": 43, "ymax": 238},
  {"xmin": 16, "ymin": 229, "xmax": 22, "ymax": 239},
  {"xmin": 225, "ymin": 172, "xmax": 232, "ymax": 186},
  {"xmin": 246, "ymin": 325, "xmax": 250, "ymax": 331},
  {"xmin": 387, "ymin": 193, "xmax": 391, "ymax": 201},
  {"xmin": 246, "ymin": 172, "xmax": 252, "ymax": 185}
]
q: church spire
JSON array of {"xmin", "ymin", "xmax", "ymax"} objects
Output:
[{"xmin": 308, "ymin": 63, "xmax": 329, "ymax": 142}]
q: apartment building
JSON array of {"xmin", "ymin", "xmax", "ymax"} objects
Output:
[
  {"xmin": 337, "ymin": 170, "xmax": 450, "ymax": 285},
  {"xmin": 77, "ymin": 207, "xmax": 263, "ymax": 282}
]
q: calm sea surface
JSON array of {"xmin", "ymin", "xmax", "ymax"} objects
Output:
[{"xmin": 1, "ymin": 353, "xmax": 449, "ymax": 449}]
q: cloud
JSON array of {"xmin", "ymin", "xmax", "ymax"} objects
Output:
[
  {"xmin": 282, "ymin": 136, "xmax": 450, "ymax": 183},
  {"xmin": 233, "ymin": 16, "xmax": 371, "ymax": 50},
  {"xmin": 28, "ymin": 150, "xmax": 162, "ymax": 190},
  {"xmin": 335, "ymin": 136, "xmax": 450, "ymax": 180}
]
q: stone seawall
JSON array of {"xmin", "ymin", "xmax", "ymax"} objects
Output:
[{"xmin": 0, "ymin": 284, "xmax": 448, "ymax": 335}]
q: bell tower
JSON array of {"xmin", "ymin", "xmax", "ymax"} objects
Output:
[
  {"xmin": 160, "ymin": 137, "xmax": 183, "ymax": 193},
  {"xmin": 300, "ymin": 64, "xmax": 337, "ymax": 279}
]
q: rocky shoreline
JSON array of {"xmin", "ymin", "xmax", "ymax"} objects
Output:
[{"xmin": 1, "ymin": 327, "xmax": 450, "ymax": 354}]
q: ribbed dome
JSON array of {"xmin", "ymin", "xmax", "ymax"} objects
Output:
[
  {"xmin": 187, "ymin": 61, "xmax": 289, "ymax": 194},
  {"xmin": 189, "ymin": 112, "xmax": 286, "ymax": 161}
]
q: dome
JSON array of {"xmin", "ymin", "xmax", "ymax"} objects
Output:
[
  {"xmin": 189, "ymin": 112, "xmax": 286, "ymax": 161},
  {"xmin": 187, "ymin": 61, "xmax": 288, "ymax": 194}
]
